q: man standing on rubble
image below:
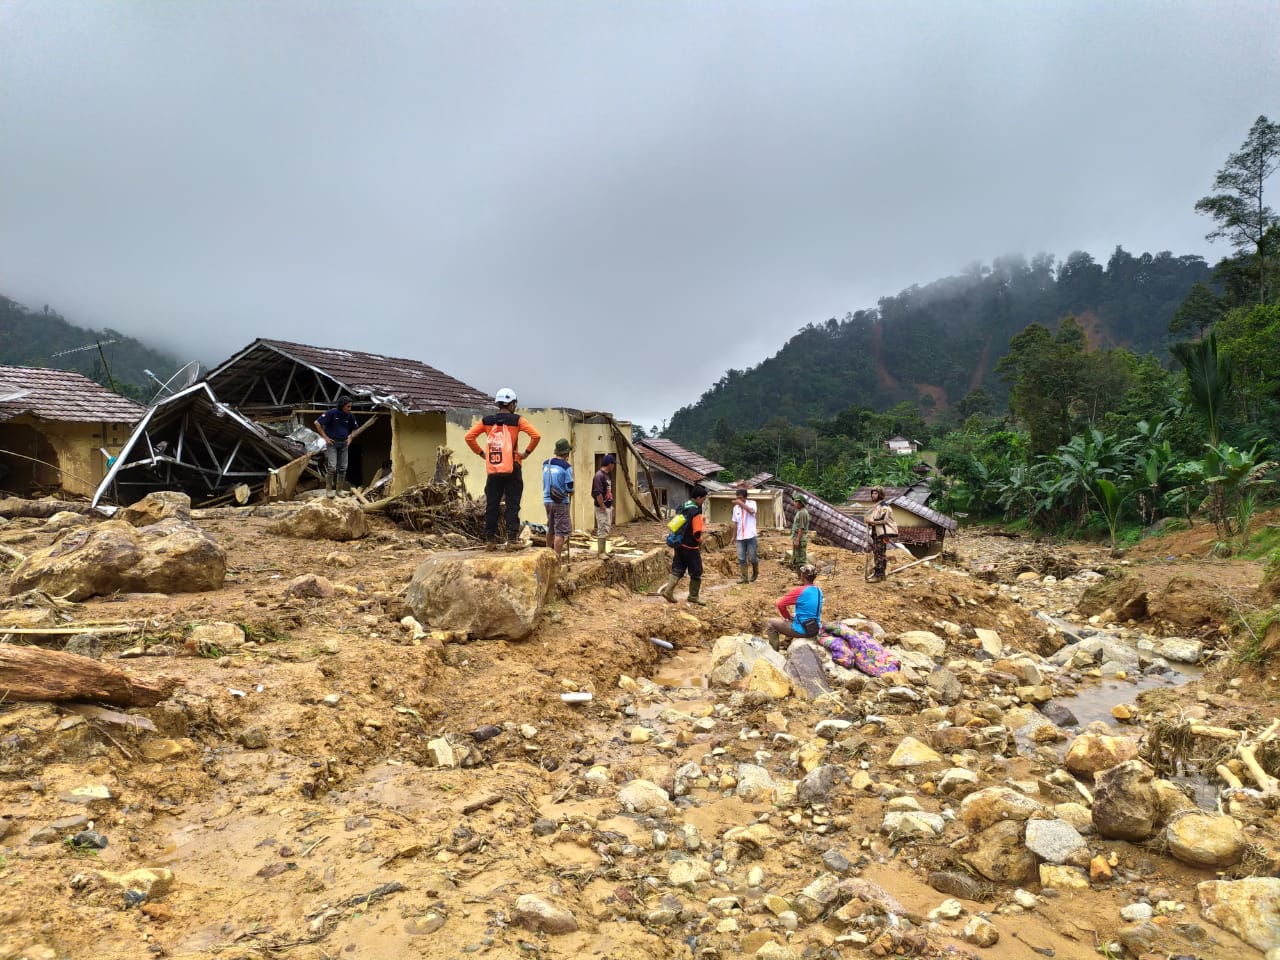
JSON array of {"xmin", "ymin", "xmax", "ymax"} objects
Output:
[
  {"xmin": 658, "ymin": 484, "xmax": 707, "ymax": 606},
  {"xmin": 314, "ymin": 396, "xmax": 360, "ymax": 497},
  {"xmin": 542, "ymin": 438, "xmax": 574, "ymax": 563},
  {"xmin": 732, "ymin": 487, "xmax": 759, "ymax": 583},
  {"xmin": 790, "ymin": 494, "xmax": 811, "ymax": 576},
  {"xmin": 592, "ymin": 454, "xmax": 616, "ymax": 557},
  {"xmin": 465, "ymin": 388, "xmax": 541, "ymax": 548}
]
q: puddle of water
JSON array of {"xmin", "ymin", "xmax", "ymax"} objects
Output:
[{"xmin": 1054, "ymin": 668, "xmax": 1195, "ymax": 729}]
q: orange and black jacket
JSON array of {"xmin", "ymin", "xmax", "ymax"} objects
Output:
[
  {"xmin": 464, "ymin": 412, "xmax": 541, "ymax": 475},
  {"xmin": 677, "ymin": 503, "xmax": 704, "ymax": 550}
]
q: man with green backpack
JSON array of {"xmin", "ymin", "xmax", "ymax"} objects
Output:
[{"xmin": 658, "ymin": 484, "xmax": 708, "ymax": 606}]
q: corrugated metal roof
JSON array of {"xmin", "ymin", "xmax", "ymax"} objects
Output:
[
  {"xmin": 204, "ymin": 339, "xmax": 492, "ymax": 414},
  {"xmin": 637, "ymin": 437, "xmax": 723, "ymax": 477},
  {"xmin": 0, "ymin": 364, "xmax": 145, "ymax": 424},
  {"xmin": 890, "ymin": 496, "xmax": 958, "ymax": 531}
]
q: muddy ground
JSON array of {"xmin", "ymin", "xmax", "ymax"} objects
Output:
[{"xmin": 0, "ymin": 507, "xmax": 1275, "ymax": 960}]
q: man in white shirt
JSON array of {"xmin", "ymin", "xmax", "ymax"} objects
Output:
[{"xmin": 732, "ymin": 487, "xmax": 759, "ymax": 583}]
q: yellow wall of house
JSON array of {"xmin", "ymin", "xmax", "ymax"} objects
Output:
[
  {"xmin": 389, "ymin": 412, "xmax": 448, "ymax": 495},
  {"xmin": 0, "ymin": 416, "xmax": 132, "ymax": 497},
  {"xmin": 705, "ymin": 490, "xmax": 784, "ymax": 530},
  {"xmin": 445, "ymin": 408, "xmax": 640, "ymax": 535}
]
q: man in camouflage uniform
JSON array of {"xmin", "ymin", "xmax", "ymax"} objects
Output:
[{"xmin": 790, "ymin": 494, "xmax": 811, "ymax": 578}]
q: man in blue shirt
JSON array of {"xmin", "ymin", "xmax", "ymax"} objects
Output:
[
  {"xmin": 314, "ymin": 396, "xmax": 360, "ymax": 496},
  {"xmin": 764, "ymin": 564, "xmax": 823, "ymax": 651},
  {"xmin": 542, "ymin": 438, "xmax": 574, "ymax": 563}
]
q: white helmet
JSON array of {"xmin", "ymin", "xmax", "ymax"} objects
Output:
[{"xmin": 495, "ymin": 387, "xmax": 517, "ymax": 405}]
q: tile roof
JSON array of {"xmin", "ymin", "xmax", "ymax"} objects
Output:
[
  {"xmin": 742, "ymin": 472, "xmax": 774, "ymax": 489},
  {"xmin": 639, "ymin": 447, "xmax": 706, "ymax": 485},
  {"xmin": 890, "ymin": 496, "xmax": 958, "ymax": 531},
  {"xmin": 0, "ymin": 364, "xmax": 145, "ymax": 424},
  {"xmin": 774, "ymin": 481, "xmax": 871, "ymax": 552},
  {"xmin": 637, "ymin": 438, "xmax": 724, "ymax": 477},
  {"xmin": 205, "ymin": 339, "xmax": 492, "ymax": 414}
]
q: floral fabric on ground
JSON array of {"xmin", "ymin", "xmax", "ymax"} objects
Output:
[{"xmin": 820, "ymin": 622, "xmax": 900, "ymax": 676}]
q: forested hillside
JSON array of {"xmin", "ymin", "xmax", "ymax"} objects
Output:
[
  {"xmin": 666, "ymin": 247, "xmax": 1211, "ymax": 448},
  {"xmin": 0, "ymin": 295, "xmax": 181, "ymax": 400}
]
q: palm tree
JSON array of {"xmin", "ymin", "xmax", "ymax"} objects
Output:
[{"xmin": 1171, "ymin": 333, "xmax": 1233, "ymax": 447}]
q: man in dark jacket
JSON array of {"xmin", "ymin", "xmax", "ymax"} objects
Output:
[
  {"xmin": 314, "ymin": 396, "xmax": 359, "ymax": 496},
  {"xmin": 658, "ymin": 484, "xmax": 708, "ymax": 606}
]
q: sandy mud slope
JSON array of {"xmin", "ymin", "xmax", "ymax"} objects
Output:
[{"xmin": 0, "ymin": 509, "xmax": 1276, "ymax": 960}]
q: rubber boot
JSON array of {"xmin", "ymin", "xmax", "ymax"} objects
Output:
[
  {"xmin": 324, "ymin": 475, "xmax": 335, "ymax": 498},
  {"xmin": 687, "ymin": 578, "xmax": 706, "ymax": 606},
  {"xmin": 738, "ymin": 563, "xmax": 749, "ymax": 584},
  {"xmin": 336, "ymin": 478, "xmax": 348, "ymax": 497},
  {"xmin": 657, "ymin": 575, "xmax": 678, "ymax": 603},
  {"xmin": 750, "ymin": 562, "xmax": 759, "ymax": 582},
  {"xmin": 597, "ymin": 536, "xmax": 607, "ymax": 557}
]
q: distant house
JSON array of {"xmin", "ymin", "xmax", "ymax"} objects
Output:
[
  {"xmin": 96, "ymin": 339, "xmax": 643, "ymax": 529},
  {"xmin": 635, "ymin": 437, "xmax": 724, "ymax": 512},
  {"xmin": 885, "ymin": 435, "xmax": 920, "ymax": 455},
  {"xmin": 0, "ymin": 364, "xmax": 144, "ymax": 497},
  {"xmin": 843, "ymin": 481, "xmax": 957, "ymax": 555}
]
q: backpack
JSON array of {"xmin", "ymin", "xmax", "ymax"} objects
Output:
[
  {"xmin": 486, "ymin": 422, "xmax": 514, "ymax": 472},
  {"xmin": 665, "ymin": 501, "xmax": 696, "ymax": 547}
]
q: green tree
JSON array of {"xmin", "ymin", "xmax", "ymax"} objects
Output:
[
  {"xmin": 1195, "ymin": 115, "xmax": 1280, "ymax": 304},
  {"xmin": 1171, "ymin": 332, "xmax": 1234, "ymax": 447},
  {"xmin": 1168, "ymin": 282, "xmax": 1224, "ymax": 336}
]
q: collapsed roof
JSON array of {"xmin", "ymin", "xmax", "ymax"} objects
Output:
[{"xmin": 773, "ymin": 481, "xmax": 871, "ymax": 552}]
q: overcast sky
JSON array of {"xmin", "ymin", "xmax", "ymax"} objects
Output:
[{"xmin": 2, "ymin": 2, "xmax": 1277, "ymax": 429}]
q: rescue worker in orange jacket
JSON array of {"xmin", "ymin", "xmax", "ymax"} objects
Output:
[
  {"xmin": 464, "ymin": 388, "xmax": 541, "ymax": 547},
  {"xmin": 657, "ymin": 484, "xmax": 708, "ymax": 606}
]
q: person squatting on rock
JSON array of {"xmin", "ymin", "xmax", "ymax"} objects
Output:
[
  {"xmin": 542, "ymin": 438, "xmax": 574, "ymax": 563},
  {"xmin": 592, "ymin": 454, "xmax": 616, "ymax": 557},
  {"xmin": 732, "ymin": 487, "xmax": 759, "ymax": 583},
  {"xmin": 658, "ymin": 484, "xmax": 707, "ymax": 606},
  {"xmin": 465, "ymin": 388, "xmax": 541, "ymax": 549},
  {"xmin": 864, "ymin": 485, "xmax": 898, "ymax": 581},
  {"xmin": 765, "ymin": 563, "xmax": 823, "ymax": 651},
  {"xmin": 314, "ymin": 396, "xmax": 360, "ymax": 497},
  {"xmin": 790, "ymin": 493, "xmax": 811, "ymax": 577}
]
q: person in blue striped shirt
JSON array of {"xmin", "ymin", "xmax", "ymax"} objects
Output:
[{"xmin": 542, "ymin": 439, "xmax": 574, "ymax": 563}]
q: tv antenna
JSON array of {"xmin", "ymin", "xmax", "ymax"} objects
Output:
[
  {"xmin": 143, "ymin": 361, "xmax": 202, "ymax": 406},
  {"xmin": 51, "ymin": 339, "xmax": 121, "ymax": 392}
]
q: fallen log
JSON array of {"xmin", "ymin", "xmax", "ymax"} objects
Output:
[
  {"xmin": 0, "ymin": 643, "xmax": 176, "ymax": 706},
  {"xmin": 0, "ymin": 497, "xmax": 98, "ymax": 519}
]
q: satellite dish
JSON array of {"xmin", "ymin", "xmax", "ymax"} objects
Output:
[{"xmin": 146, "ymin": 361, "xmax": 202, "ymax": 406}]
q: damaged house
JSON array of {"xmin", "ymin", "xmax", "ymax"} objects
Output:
[
  {"xmin": 95, "ymin": 339, "xmax": 652, "ymax": 531},
  {"xmin": 635, "ymin": 437, "xmax": 725, "ymax": 513},
  {"xmin": 0, "ymin": 364, "xmax": 143, "ymax": 498}
]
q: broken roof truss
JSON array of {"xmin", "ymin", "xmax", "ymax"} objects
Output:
[{"xmin": 92, "ymin": 383, "xmax": 309, "ymax": 508}]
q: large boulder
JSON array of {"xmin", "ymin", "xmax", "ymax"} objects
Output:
[
  {"xmin": 1165, "ymin": 812, "xmax": 1247, "ymax": 868},
  {"xmin": 951, "ymin": 819, "xmax": 1038, "ymax": 884},
  {"xmin": 119, "ymin": 491, "xmax": 191, "ymax": 526},
  {"xmin": 1197, "ymin": 878, "xmax": 1280, "ymax": 952},
  {"xmin": 708, "ymin": 635, "xmax": 786, "ymax": 688},
  {"xmin": 268, "ymin": 499, "xmax": 368, "ymax": 541},
  {"xmin": 1063, "ymin": 733, "xmax": 1139, "ymax": 777},
  {"xmin": 1091, "ymin": 760, "xmax": 1159, "ymax": 841},
  {"xmin": 895, "ymin": 630, "xmax": 946, "ymax": 659},
  {"xmin": 405, "ymin": 549, "xmax": 557, "ymax": 641},
  {"xmin": 8, "ymin": 519, "xmax": 225, "ymax": 601}
]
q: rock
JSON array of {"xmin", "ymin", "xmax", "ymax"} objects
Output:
[
  {"xmin": 1116, "ymin": 920, "xmax": 1161, "ymax": 955},
  {"xmin": 1092, "ymin": 760, "xmax": 1158, "ymax": 841},
  {"xmin": 1165, "ymin": 812, "xmax": 1246, "ymax": 868},
  {"xmin": 755, "ymin": 944, "xmax": 797, "ymax": 960},
  {"xmin": 619, "ymin": 779, "xmax": 670, "ymax": 813},
  {"xmin": 882, "ymin": 811, "xmax": 944, "ymax": 837},
  {"xmin": 952, "ymin": 820, "xmax": 1038, "ymax": 884},
  {"xmin": 793, "ymin": 874, "xmax": 843, "ymax": 922},
  {"xmin": 119, "ymin": 491, "xmax": 191, "ymax": 526},
  {"xmin": 928, "ymin": 870, "xmax": 989, "ymax": 901},
  {"xmin": 963, "ymin": 916, "xmax": 999, "ymax": 947},
  {"xmin": 815, "ymin": 719, "xmax": 853, "ymax": 740},
  {"xmin": 1155, "ymin": 636, "xmax": 1203, "ymax": 663},
  {"xmin": 62, "ymin": 633, "xmax": 103, "ymax": 659},
  {"xmin": 938, "ymin": 767, "xmax": 980, "ymax": 797},
  {"xmin": 784, "ymin": 642, "xmax": 834, "ymax": 699},
  {"xmin": 427, "ymin": 738, "xmax": 456, "ymax": 768},
  {"xmin": 1053, "ymin": 802, "xmax": 1094, "ymax": 835},
  {"xmin": 46, "ymin": 511, "xmax": 89, "ymax": 531},
  {"xmin": 1120, "ymin": 902, "xmax": 1153, "ymax": 922},
  {"xmin": 188, "ymin": 621, "xmax": 246, "ymax": 652},
  {"xmin": 1023, "ymin": 819, "xmax": 1088, "ymax": 865},
  {"xmin": 928, "ymin": 898, "xmax": 964, "ymax": 920},
  {"xmin": 281, "ymin": 573, "xmax": 334, "ymax": 599},
  {"xmin": 1012, "ymin": 888, "xmax": 1038, "ymax": 908},
  {"xmin": 406, "ymin": 549, "xmax": 557, "ymax": 641},
  {"xmin": 734, "ymin": 764, "xmax": 775, "ymax": 801},
  {"xmin": 268, "ymin": 498, "xmax": 368, "ymax": 541},
  {"xmin": 8, "ymin": 519, "xmax": 226, "ymax": 600},
  {"xmin": 1197, "ymin": 878, "xmax": 1280, "ymax": 951},
  {"xmin": 237, "ymin": 726, "xmax": 268, "ymax": 749},
  {"xmin": 822, "ymin": 849, "xmax": 853, "ymax": 874},
  {"xmin": 668, "ymin": 859, "xmax": 711, "ymax": 889},
  {"xmin": 1039, "ymin": 702, "xmax": 1079, "ymax": 727},
  {"xmin": 70, "ymin": 829, "xmax": 108, "ymax": 849},
  {"xmin": 1038, "ymin": 864, "xmax": 1089, "ymax": 891},
  {"xmin": 927, "ymin": 667, "xmax": 962, "ymax": 705},
  {"xmin": 746, "ymin": 659, "xmax": 793, "ymax": 699},
  {"xmin": 797, "ymin": 765, "xmax": 844, "ymax": 805},
  {"xmin": 895, "ymin": 630, "xmax": 945, "ymax": 659},
  {"xmin": 1063, "ymin": 733, "xmax": 1139, "ymax": 776},
  {"xmin": 60, "ymin": 783, "xmax": 112, "ymax": 803},
  {"xmin": 973, "ymin": 628, "xmax": 1003, "ymax": 657},
  {"xmin": 887, "ymin": 736, "xmax": 943, "ymax": 768},
  {"xmin": 100, "ymin": 867, "xmax": 175, "ymax": 899},
  {"xmin": 1089, "ymin": 854, "xmax": 1112, "ymax": 882},
  {"xmin": 960, "ymin": 787, "xmax": 1045, "ymax": 832},
  {"xmin": 1152, "ymin": 779, "xmax": 1196, "ymax": 823},
  {"xmin": 708, "ymin": 635, "xmax": 786, "ymax": 687},
  {"xmin": 673, "ymin": 762, "xmax": 703, "ymax": 797},
  {"xmin": 513, "ymin": 894, "xmax": 578, "ymax": 935}
]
